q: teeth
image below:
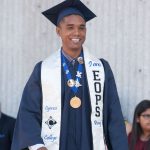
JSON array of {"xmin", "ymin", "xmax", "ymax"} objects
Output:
[{"xmin": 72, "ymin": 39, "xmax": 80, "ymax": 43}]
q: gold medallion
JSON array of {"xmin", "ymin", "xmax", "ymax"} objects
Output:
[
  {"xmin": 70, "ymin": 96, "xmax": 81, "ymax": 108},
  {"xmin": 67, "ymin": 79, "xmax": 75, "ymax": 87}
]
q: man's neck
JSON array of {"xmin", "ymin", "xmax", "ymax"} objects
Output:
[{"xmin": 62, "ymin": 47, "xmax": 82, "ymax": 59}]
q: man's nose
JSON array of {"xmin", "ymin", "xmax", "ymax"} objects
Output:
[{"xmin": 74, "ymin": 28, "xmax": 79, "ymax": 35}]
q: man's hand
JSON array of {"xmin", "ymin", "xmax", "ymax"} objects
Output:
[{"xmin": 37, "ymin": 147, "xmax": 48, "ymax": 150}]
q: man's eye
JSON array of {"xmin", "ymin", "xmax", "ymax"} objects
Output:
[
  {"xmin": 67, "ymin": 26, "xmax": 73, "ymax": 30},
  {"xmin": 79, "ymin": 26, "xmax": 86, "ymax": 30}
]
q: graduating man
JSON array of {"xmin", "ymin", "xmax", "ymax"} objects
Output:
[{"xmin": 11, "ymin": 0, "xmax": 128, "ymax": 150}]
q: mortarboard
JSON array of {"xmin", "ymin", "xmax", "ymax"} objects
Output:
[{"xmin": 42, "ymin": 0, "xmax": 96, "ymax": 26}]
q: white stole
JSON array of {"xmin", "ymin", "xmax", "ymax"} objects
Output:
[{"xmin": 41, "ymin": 48, "xmax": 106, "ymax": 150}]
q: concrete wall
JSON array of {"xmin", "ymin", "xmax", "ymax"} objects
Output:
[{"xmin": 0, "ymin": 0, "xmax": 150, "ymax": 123}]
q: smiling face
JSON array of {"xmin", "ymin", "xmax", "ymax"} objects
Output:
[{"xmin": 56, "ymin": 14, "xmax": 86, "ymax": 57}]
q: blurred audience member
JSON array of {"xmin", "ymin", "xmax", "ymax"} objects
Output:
[{"xmin": 128, "ymin": 100, "xmax": 150, "ymax": 150}]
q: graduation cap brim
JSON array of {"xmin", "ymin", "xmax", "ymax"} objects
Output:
[{"xmin": 42, "ymin": 0, "xmax": 96, "ymax": 26}]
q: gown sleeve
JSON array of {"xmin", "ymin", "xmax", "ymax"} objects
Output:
[
  {"xmin": 11, "ymin": 62, "xmax": 44, "ymax": 150},
  {"xmin": 101, "ymin": 59, "xmax": 129, "ymax": 150}
]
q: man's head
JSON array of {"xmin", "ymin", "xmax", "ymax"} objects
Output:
[
  {"xmin": 56, "ymin": 13, "xmax": 86, "ymax": 52},
  {"xmin": 42, "ymin": 0, "xmax": 96, "ymax": 53}
]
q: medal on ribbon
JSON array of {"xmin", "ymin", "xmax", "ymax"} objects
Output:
[
  {"xmin": 70, "ymin": 96, "xmax": 81, "ymax": 108},
  {"xmin": 62, "ymin": 52, "xmax": 83, "ymax": 108}
]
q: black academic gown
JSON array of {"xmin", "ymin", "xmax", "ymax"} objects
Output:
[
  {"xmin": 0, "ymin": 113, "xmax": 16, "ymax": 150},
  {"xmin": 11, "ymin": 57, "xmax": 128, "ymax": 150}
]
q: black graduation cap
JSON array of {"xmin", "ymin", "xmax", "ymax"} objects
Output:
[{"xmin": 42, "ymin": 0, "xmax": 96, "ymax": 26}]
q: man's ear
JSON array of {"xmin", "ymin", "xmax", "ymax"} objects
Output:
[{"xmin": 56, "ymin": 27, "xmax": 60, "ymax": 36}]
